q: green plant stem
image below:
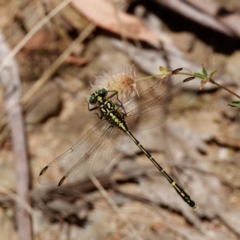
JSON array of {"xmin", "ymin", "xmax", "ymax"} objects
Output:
[
  {"xmin": 135, "ymin": 69, "xmax": 240, "ymax": 100},
  {"xmin": 178, "ymin": 72, "xmax": 193, "ymax": 77},
  {"xmin": 135, "ymin": 74, "xmax": 163, "ymax": 82},
  {"xmin": 135, "ymin": 71, "xmax": 194, "ymax": 82}
]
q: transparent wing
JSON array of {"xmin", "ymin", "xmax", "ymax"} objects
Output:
[
  {"xmin": 124, "ymin": 69, "xmax": 200, "ymax": 131},
  {"xmin": 38, "ymin": 120, "xmax": 123, "ymax": 187}
]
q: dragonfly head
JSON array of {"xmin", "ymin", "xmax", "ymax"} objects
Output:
[{"xmin": 89, "ymin": 88, "xmax": 108, "ymax": 104}]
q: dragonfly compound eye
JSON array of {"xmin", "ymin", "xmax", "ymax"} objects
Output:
[
  {"xmin": 97, "ymin": 88, "xmax": 108, "ymax": 96},
  {"xmin": 89, "ymin": 94, "xmax": 97, "ymax": 104}
]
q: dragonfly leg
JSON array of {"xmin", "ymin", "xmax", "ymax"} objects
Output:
[
  {"xmin": 94, "ymin": 112, "xmax": 103, "ymax": 119},
  {"xmin": 88, "ymin": 103, "xmax": 103, "ymax": 119},
  {"xmin": 107, "ymin": 90, "xmax": 118, "ymax": 99},
  {"xmin": 88, "ymin": 102, "xmax": 99, "ymax": 111},
  {"xmin": 108, "ymin": 91, "xmax": 127, "ymax": 117}
]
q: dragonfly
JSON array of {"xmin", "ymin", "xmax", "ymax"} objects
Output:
[{"xmin": 39, "ymin": 68, "xmax": 199, "ymax": 209}]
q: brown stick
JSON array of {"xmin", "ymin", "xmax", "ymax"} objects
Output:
[
  {"xmin": 0, "ymin": 31, "xmax": 32, "ymax": 240},
  {"xmin": 154, "ymin": 0, "xmax": 234, "ymax": 37},
  {"xmin": 185, "ymin": 0, "xmax": 240, "ymax": 38}
]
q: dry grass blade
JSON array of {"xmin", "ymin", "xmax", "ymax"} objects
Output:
[
  {"xmin": 0, "ymin": 0, "xmax": 71, "ymax": 73},
  {"xmin": 0, "ymin": 0, "xmax": 72, "ymax": 142},
  {"xmin": 22, "ymin": 22, "xmax": 96, "ymax": 106},
  {"xmin": 0, "ymin": 23, "xmax": 96, "ymax": 147},
  {"xmin": 0, "ymin": 185, "xmax": 33, "ymax": 215},
  {"xmin": 90, "ymin": 175, "xmax": 144, "ymax": 240}
]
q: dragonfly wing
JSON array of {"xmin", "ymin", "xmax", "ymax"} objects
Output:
[
  {"xmin": 60, "ymin": 125, "xmax": 123, "ymax": 187},
  {"xmin": 123, "ymin": 69, "xmax": 183, "ymax": 113},
  {"xmin": 38, "ymin": 120, "xmax": 123, "ymax": 187},
  {"xmin": 124, "ymin": 69, "xmax": 200, "ymax": 131}
]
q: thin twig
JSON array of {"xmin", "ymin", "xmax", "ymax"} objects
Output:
[
  {"xmin": 0, "ymin": 0, "xmax": 71, "ymax": 73},
  {"xmin": 0, "ymin": 185, "xmax": 33, "ymax": 215},
  {"xmin": 90, "ymin": 175, "xmax": 144, "ymax": 240},
  {"xmin": 22, "ymin": 22, "xmax": 96, "ymax": 105},
  {"xmin": 0, "ymin": 0, "xmax": 71, "ymax": 140},
  {"xmin": 0, "ymin": 30, "xmax": 32, "ymax": 240},
  {"xmin": 0, "ymin": 23, "xmax": 96, "ymax": 147},
  {"xmin": 210, "ymin": 79, "xmax": 240, "ymax": 99}
]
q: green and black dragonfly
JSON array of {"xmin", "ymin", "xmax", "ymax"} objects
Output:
[{"xmin": 39, "ymin": 68, "xmax": 199, "ymax": 209}]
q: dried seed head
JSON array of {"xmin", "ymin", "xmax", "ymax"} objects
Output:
[{"xmin": 91, "ymin": 65, "xmax": 138, "ymax": 102}]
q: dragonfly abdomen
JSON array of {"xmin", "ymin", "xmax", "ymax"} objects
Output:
[{"xmin": 126, "ymin": 130, "xmax": 197, "ymax": 209}]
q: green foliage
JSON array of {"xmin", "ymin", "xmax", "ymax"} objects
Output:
[
  {"xmin": 193, "ymin": 65, "xmax": 217, "ymax": 83},
  {"xmin": 229, "ymin": 101, "xmax": 240, "ymax": 108},
  {"xmin": 193, "ymin": 65, "xmax": 240, "ymax": 108}
]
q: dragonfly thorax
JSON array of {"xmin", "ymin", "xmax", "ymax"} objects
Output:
[
  {"xmin": 89, "ymin": 89, "xmax": 127, "ymax": 131},
  {"xmin": 100, "ymin": 98, "xmax": 126, "ymax": 127}
]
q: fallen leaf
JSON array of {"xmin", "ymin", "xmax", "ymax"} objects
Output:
[{"xmin": 71, "ymin": 0, "xmax": 159, "ymax": 42}]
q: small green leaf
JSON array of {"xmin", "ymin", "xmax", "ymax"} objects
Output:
[
  {"xmin": 202, "ymin": 66, "xmax": 208, "ymax": 77},
  {"xmin": 159, "ymin": 66, "xmax": 168, "ymax": 74},
  {"xmin": 210, "ymin": 70, "xmax": 218, "ymax": 78},
  {"xmin": 193, "ymin": 73, "xmax": 205, "ymax": 79},
  {"xmin": 229, "ymin": 101, "xmax": 240, "ymax": 108}
]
